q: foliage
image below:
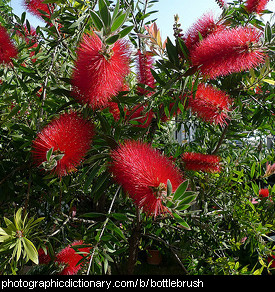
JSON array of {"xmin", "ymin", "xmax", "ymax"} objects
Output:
[{"xmin": 0, "ymin": 0, "xmax": 274, "ymax": 275}]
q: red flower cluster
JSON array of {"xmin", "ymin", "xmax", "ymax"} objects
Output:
[
  {"xmin": 188, "ymin": 83, "xmax": 231, "ymax": 126},
  {"xmin": 72, "ymin": 32, "xmax": 131, "ymax": 109},
  {"xmin": 55, "ymin": 241, "xmax": 92, "ymax": 275},
  {"xmin": 184, "ymin": 12, "xmax": 225, "ymax": 52},
  {"xmin": 0, "ymin": 25, "xmax": 18, "ymax": 65},
  {"xmin": 24, "ymin": 0, "xmax": 53, "ymax": 21},
  {"xmin": 245, "ymin": 0, "xmax": 270, "ymax": 14},
  {"xmin": 259, "ymin": 188, "xmax": 269, "ymax": 198},
  {"xmin": 190, "ymin": 26, "xmax": 266, "ymax": 79},
  {"xmin": 32, "ymin": 112, "xmax": 94, "ymax": 177},
  {"xmin": 136, "ymin": 50, "xmax": 155, "ymax": 95},
  {"xmin": 38, "ymin": 248, "xmax": 52, "ymax": 265},
  {"xmin": 182, "ymin": 152, "xmax": 221, "ymax": 173},
  {"xmin": 110, "ymin": 140, "xmax": 183, "ymax": 217}
]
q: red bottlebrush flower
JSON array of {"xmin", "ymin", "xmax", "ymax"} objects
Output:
[
  {"xmin": 72, "ymin": 32, "xmax": 131, "ymax": 109},
  {"xmin": 259, "ymin": 188, "xmax": 269, "ymax": 198},
  {"xmin": 55, "ymin": 241, "xmax": 92, "ymax": 275},
  {"xmin": 32, "ymin": 112, "xmax": 94, "ymax": 177},
  {"xmin": 136, "ymin": 50, "xmax": 155, "ymax": 95},
  {"xmin": 24, "ymin": 0, "xmax": 53, "ymax": 21},
  {"xmin": 184, "ymin": 12, "xmax": 225, "ymax": 52},
  {"xmin": 182, "ymin": 152, "xmax": 221, "ymax": 173},
  {"xmin": 188, "ymin": 83, "xmax": 231, "ymax": 126},
  {"xmin": 190, "ymin": 26, "xmax": 266, "ymax": 79},
  {"xmin": 245, "ymin": 0, "xmax": 270, "ymax": 14},
  {"xmin": 38, "ymin": 248, "xmax": 52, "ymax": 264},
  {"xmin": 0, "ymin": 25, "xmax": 18, "ymax": 64},
  {"xmin": 110, "ymin": 140, "xmax": 184, "ymax": 217}
]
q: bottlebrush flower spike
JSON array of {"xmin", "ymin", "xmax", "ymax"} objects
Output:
[
  {"xmin": 190, "ymin": 26, "xmax": 266, "ymax": 79},
  {"xmin": 184, "ymin": 12, "xmax": 225, "ymax": 52},
  {"xmin": 136, "ymin": 50, "xmax": 155, "ymax": 95},
  {"xmin": 55, "ymin": 241, "xmax": 92, "ymax": 275},
  {"xmin": 32, "ymin": 112, "xmax": 94, "ymax": 177},
  {"xmin": 72, "ymin": 32, "xmax": 131, "ymax": 109},
  {"xmin": 245, "ymin": 0, "xmax": 270, "ymax": 14},
  {"xmin": 24, "ymin": 0, "xmax": 53, "ymax": 21},
  {"xmin": 259, "ymin": 188, "xmax": 269, "ymax": 198},
  {"xmin": 188, "ymin": 83, "xmax": 231, "ymax": 126},
  {"xmin": 182, "ymin": 152, "xmax": 221, "ymax": 173},
  {"xmin": 0, "ymin": 25, "xmax": 18, "ymax": 64},
  {"xmin": 110, "ymin": 140, "xmax": 184, "ymax": 217}
]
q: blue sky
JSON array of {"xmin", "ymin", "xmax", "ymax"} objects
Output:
[{"xmin": 9, "ymin": 0, "xmax": 275, "ymax": 40}]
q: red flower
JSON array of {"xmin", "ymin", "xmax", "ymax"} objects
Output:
[
  {"xmin": 55, "ymin": 241, "xmax": 92, "ymax": 275},
  {"xmin": 32, "ymin": 112, "xmax": 94, "ymax": 177},
  {"xmin": 136, "ymin": 50, "xmax": 155, "ymax": 95},
  {"xmin": 24, "ymin": 0, "xmax": 53, "ymax": 21},
  {"xmin": 110, "ymin": 140, "xmax": 184, "ymax": 217},
  {"xmin": 188, "ymin": 83, "xmax": 231, "ymax": 126},
  {"xmin": 184, "ymin": 12, "xmax": 225, "ymax": 52},
  {"xmin": 268, "ymin": 254, "xmax": 275, "ymax": 269},
  {"xmin": 190, "ymin": 26, "xmax": 266, "ymax": 79},
  {"xmin": 0, "ymin": 25, "xmax": 18, "ymax": 64},
  {"xmin": 182, "ymin": 152, "xmax": 221, "ymax": 173},
  {"xmin": 259, "ymin": 188, "xmax": 269, "ymax": 198},
  {"xmin": 72, "ymin": 32, "xmax": 131, "ymax": 109},
  {"xmin": 245, "ymin": 0, "xmax": 270, "ymax": 14},
  {"xmin": 38, "ymin": 248, "xmax": 52, "ymax": 264}
]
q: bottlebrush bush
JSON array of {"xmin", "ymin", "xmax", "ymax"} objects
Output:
[{"xmin": 0, "ymin": 0, "xmax": 274, "ymax": 276}]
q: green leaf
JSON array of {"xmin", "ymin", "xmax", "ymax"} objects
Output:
[
  {"xmin": 22, "ymin": 237, "xmax": 38, "ymax": 265},
  {"xmin": 68, "ymin": 14, "xmax": 87, "ymax": 29},
  {"xmin": 105, "ymin": 34, "xmax": 120, "ymax": 45},
  {"xmin": 118, "ymin": 25, "xmax": 134, "ymax": 38},
  {"xmin": 173, "ymin": 180, "xmax": 188, "ymax": 201},
  {"xmin": 263, "ymin": 79, "xmax": 275, "ymax": 86},
  {"xmin": 180, "ymin": 194, "xmax": 197, "ymax": 205},
  {"xmin": 265, "ymin": 21, "xmax": 271, "ymax": 43},
  {"xmin": 177, "ymin": 37, "xmax": 190, "ymax": 63},
  {"xmin": 90, "ymin": 11, "xmax": 104, "ymax": 31},
  {"xmin": 82, "ymin": 212, "xmax": 105, "ymax": 218},
  {"xmin": 112, "ymin": 0, "xmax": 120, "ymax": 19},
  {"xmin": 150, "ymin": 68, "xmax": 165, "ymax": 86},
  {"xmin": 251, "ymin": 182, "xmax": 259, "ymax": 196},
  {"xmin": 98, "ymin": 0, "xmax": 111, "ymax": 28},
  {"xmin": 16, "ymin": 239, "xmax": 22, "ymax": 261},
  {"xmin": 167, "ymin": 179, "xmax": 172, "ymax": 196},
  {"xmin": 111, "ymin": 13, "xmax": 127, "ymax": 32},
  {"xmin": 14, "ymin": 208, "xmax": 23, "ymax": 231},
  {"xmin": 250, "ymin": 162, "xmax": 256, "ymax": 178},
  {"xmin": 46, "ymin": 147, "xmax": 54, "ymax": 162},
  {"xmin": 166, "ymin": 37, "xmax": 178, "ymax": 66},
  {"xmin": 172, "ymin": 212, "xmax": 191, "ymax": 230}
]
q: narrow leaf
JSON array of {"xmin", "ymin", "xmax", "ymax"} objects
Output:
[{"xmin": 173, "ymin": 180, "xmax": 189, "ymax": 201}]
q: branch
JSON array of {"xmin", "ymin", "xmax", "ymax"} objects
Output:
[
  {"xmin": 211, "ymin": 122, "xmax": 230, "ymax": 155},
  {"xmin": 86, "ymin": 186, "xmax": 121, "ymax": 275}
]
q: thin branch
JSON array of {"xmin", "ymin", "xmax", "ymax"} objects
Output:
[
  {"xmin": 86, "ymin": 186, "xmax": 121, "ymax": 275},
  {"xmin": 211, "ymin": 122, "xmax": 230, "ymax": 155}
]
